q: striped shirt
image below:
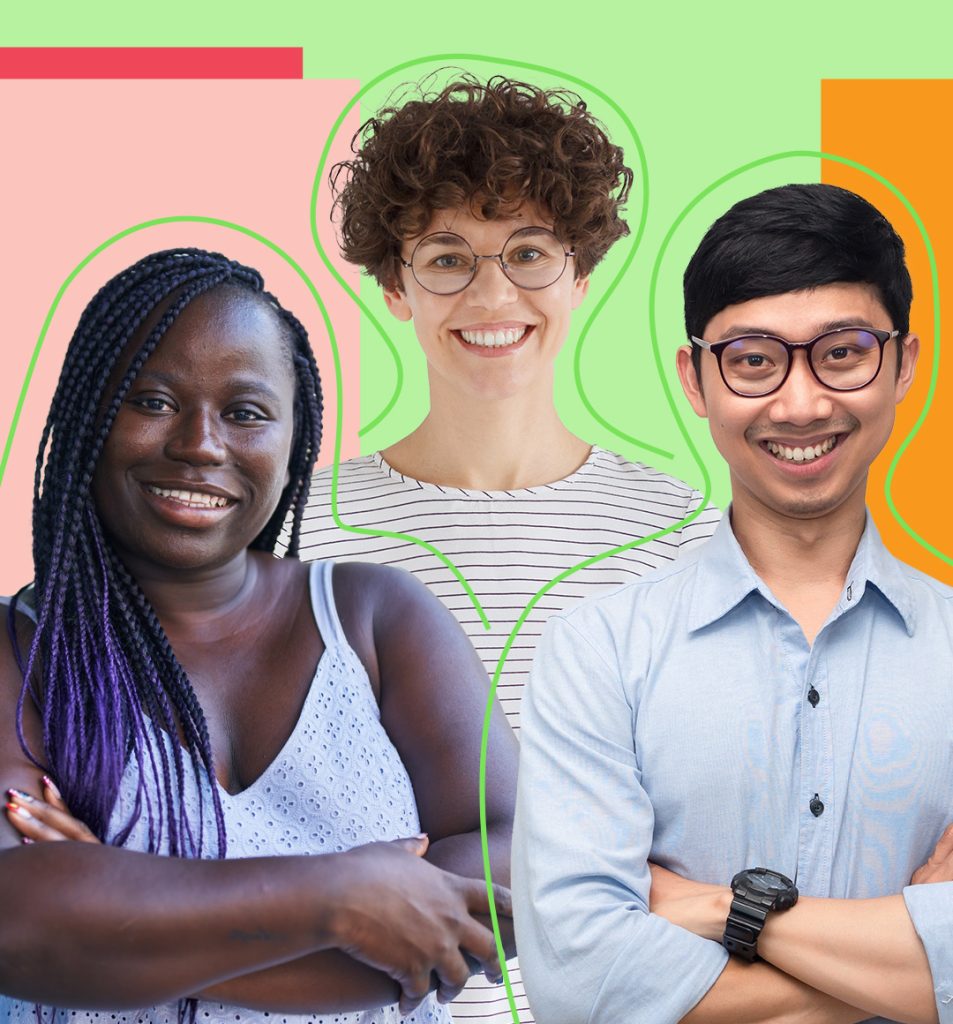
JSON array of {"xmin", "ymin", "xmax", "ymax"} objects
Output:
[{"xmin": 295, "ymin": 446, "xmax": 721, "ymax": 1024}]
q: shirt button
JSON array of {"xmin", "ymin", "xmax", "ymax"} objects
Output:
[
  {"xmin": 810, "ymin": 794, "xmax": 825, "ymax": 817},
  {"xmin": 808, "ymin": 687, "xmax": 820, "ymax": 707}
]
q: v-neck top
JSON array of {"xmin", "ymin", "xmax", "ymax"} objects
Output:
[{"xmin": 1, "ymin": 560, "xmax": 450, "ymax": 1024}]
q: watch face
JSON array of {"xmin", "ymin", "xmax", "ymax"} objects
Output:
[{"xmin": 732, "ymin": 867, "xmax": 796, "ymax": 898}]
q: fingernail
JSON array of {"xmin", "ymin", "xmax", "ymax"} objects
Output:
[
  {"xmin": 6, "ymin": 802, "xmax": 31, "ymax": 819},
  {"xmin": 21, "ymin": 836, "xmax": 34, "ymax": 845},
  {"xmin": 41, "ymin": 776, "xmax": 61, "ymax": 798},
  {"xmin": 6, "ymin": 788, "xmax": 33, "ymax": 802}
]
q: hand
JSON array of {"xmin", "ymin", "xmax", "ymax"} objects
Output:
[
  {"xmin": 5, "ymin": 777, "xmax": 99, "ymax": 844},
  {"xmin": 649, "ymin": 862, "xmax": 730, "ymax": 942},
  {"xmin": 911, "ymin": 823, "xmax": 953, "ymax": 884},
  {"xmin": 327, "ymin": 835, "xmax": 509, "ymax": 1015}
]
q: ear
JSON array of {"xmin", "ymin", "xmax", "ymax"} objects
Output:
[
  {"xmin": 894, "ymin": 332, "xmax": 920, "ymax": 403},
  {"xmin": 571, "ymin": 274, "xmax": 591, "ymax": 310},
  {"xmin": 383, "ymin": 281, "xmax": 413, "ymax": 322},
  {"xmin": 676, "ymin": 344, "xmax": 708, "ymax": 418}
]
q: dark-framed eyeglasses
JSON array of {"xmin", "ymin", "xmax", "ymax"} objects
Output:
[
  {"xmin": 690, "ymin": 327, "xmax": 901, "ymax": 397},
  {"xmin": 399, "ymin": 227, "xmax": 575, "ymax": 296}
]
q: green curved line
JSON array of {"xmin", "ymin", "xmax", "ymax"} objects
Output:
[{"xmin": 1, "ymin": 215, "xmax": 340, "ymax": 492}]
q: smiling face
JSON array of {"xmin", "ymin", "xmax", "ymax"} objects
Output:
[
  {"xmin": 382, "ymin": 202, "xmax": 590, "ymax": 403},
  {"xmin": 91, "ymin": 286, "xmax": 297, "ymax": 577},
  {"xmin": 676, "ymin": 282, "xmax": 919, "ymax": 525}
]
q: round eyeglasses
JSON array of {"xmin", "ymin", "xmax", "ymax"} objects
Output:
[
  {"xmin": 400, "ymin": 227, "xmax": 575, "ymax": 295},
  {"xmin": 690, "ymin": 327, "xmax": 901, "ymax": 397}
]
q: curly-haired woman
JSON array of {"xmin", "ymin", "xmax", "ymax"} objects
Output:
[{"xmin": 298, "ymin": 76, "xmax": 723, "ymax": 1023}]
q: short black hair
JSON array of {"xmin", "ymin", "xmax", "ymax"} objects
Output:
[{"xmin": 684, "ymin": 183, "xmax": 913, "ymax": 374}]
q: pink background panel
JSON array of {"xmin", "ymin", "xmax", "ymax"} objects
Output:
[{"xmin": 0, "ymin": 79, "xmax": 359, "ymax": 591}]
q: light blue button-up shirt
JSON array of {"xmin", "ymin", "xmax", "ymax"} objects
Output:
[{"xmin": 513, "ymin": 514, "xmax": 953, "ymax": 1023}]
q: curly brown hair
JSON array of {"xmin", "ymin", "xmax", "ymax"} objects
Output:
[{"xmin": 330, "ymin": 75, "xmax": 634, "ymax": 287}]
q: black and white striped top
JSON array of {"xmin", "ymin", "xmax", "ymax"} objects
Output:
[
  {"xmin": 295, "ymin": 446, "xmax": 721, "ymax": 1023},
  {"xmin": 298, "ymin": 446, "xmax": 721, "ymax": 731}
]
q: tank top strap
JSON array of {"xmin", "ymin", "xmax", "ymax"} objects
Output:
[{"xmin": 308, "ymin": 560, "xmax": 347, "ymax": 650}]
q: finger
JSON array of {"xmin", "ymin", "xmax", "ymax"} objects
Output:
[
  {"xmin": 41, "ymin": 775, "xmax": 69, "ymax": 814},
  {"xmin": 389, "ymin": 833, "xmax": 429, "ymax": 857},
  {"xmin": 460, "ymin": 875, "xmax": 512, "ymax": 919},
  {"xmin": 433, "ymin": 950, "xmax": 472, "ymax": 1004},
  {"xmin": 932, "ymin": 823, "xmax": 953, "ymax": 862},
  {"xmin": 5, "ymin": 790, "xmax": 97, "ymax": 843},
  {"xmin": 5, "ymin": 800, "xmax": 69, "ymax": 842},
  {"xmin": 397, "ymin": 969, "xmax": 433, "ymax": 1016},
  {"xmin": 457, "ymin": 917, "xmax": 502, "ymax": 979}
]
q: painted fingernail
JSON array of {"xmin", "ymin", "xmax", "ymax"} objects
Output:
[
  {"xmin": 21, "ymin": 836, "xmax": 34, "ymax": 845},
  {"xmin": 6, "ymin": 788, "xmax": 33, "ymax": 802},
  {"xmin": 6, "ymin": 802, "xmax": 31, "ymax": 819},
  {"xmin": 41, "ymin": 776, "xmax": 61, "ymax": 798}
]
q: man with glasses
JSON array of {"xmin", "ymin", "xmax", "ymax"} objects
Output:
[{"xmin": 515, "ymin": 183, "xmax": 953, "ymax": 1023}]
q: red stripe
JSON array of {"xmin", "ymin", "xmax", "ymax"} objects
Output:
[{"xmin": 0, "ymin": 47, "xmax": 302, "ymax": 79}]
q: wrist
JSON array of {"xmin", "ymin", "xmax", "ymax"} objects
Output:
[{"xmin": 706, "ymin": 887, "xmax": 733, "ymax": 942}]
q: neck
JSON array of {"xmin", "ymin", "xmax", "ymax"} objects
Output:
[
  {"xmin": 729, "ymin": 481, "xmax": 868, "ymax": 643},
  {"xmin": 382, "ymin": 378, "xmax": 590, "ymax": 490},
  {"xmin": 123, "ymin": 549, "xmax": 259, "ymax": 627}
]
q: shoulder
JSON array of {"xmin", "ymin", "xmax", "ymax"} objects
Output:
[
  {"xmin": 547, "ymin": 552, "xmax": 701, "ymax": 659},
  {"xmin": 588, "ymin": 448, "xmax": 700, "ymax": 499}
]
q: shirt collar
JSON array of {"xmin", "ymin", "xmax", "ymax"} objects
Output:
[{"xmin": 687, "ymin": 509, "xmax": 916, "ymax": 636}]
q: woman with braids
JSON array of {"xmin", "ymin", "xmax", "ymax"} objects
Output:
[{"xmin": 0, "ymin": 247, "xmax": 517, "ymax": 1024}]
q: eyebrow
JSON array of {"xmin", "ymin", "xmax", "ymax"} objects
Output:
[
  {"xmin": 134, "ymin": 370, "xmax": 285, "ymax": 404},
  {"xmin": 716, "ymin": 318, "xmax": 881, "ymax": 341},
  {"xmin": 414, "ymin": 226, "xmax": 556, "ymax": 249}
]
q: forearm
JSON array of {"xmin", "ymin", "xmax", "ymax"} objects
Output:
[
  {"xmin": 665, "ymin": 884, "xmax": 936, "ymax": 1024},
  {"xmin": 0, "ymin": 843, "xmax": 341, "ymax": 1008},
  {"xmin": 199, "ymin": 825, "xmax": 516, "ymax": 1014},
  {"xmin": 426, "ymin": 821, "xmax": 511, "ymax": 886},
  {"xmin": 198, "ymin": 952, "xmax": 399, "ymax": 1013},
  {"xmin": 760, "ymin": 895, "xmax": 936, "ymax": 1024},
  {"xmin": 682, "ymin": 958, "xmax": 869, "ymax": 1024}
]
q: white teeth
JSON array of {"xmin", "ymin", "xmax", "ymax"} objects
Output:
[
  {"xmin": 766, "ymin": 436, "xmax": 837, "ymax": 463},
  {"xmin": 146, "ymin": 485, "xmax": 230, "ymax": 508},
  {"xmin": 458, "ymin": 327, "xmax": 527, "ymax": 348}
]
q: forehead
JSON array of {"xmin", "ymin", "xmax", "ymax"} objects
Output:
[
  {"xmin": 704, "ymin": 282, "xmax": 892, "ymax": 341},
  {"xmin": 138, "ymin": 287, "xmax": 294, "ymax": 384},
  {"xmin": 410, "ymin": 200, "xmax": 554, "ymax": 247}
]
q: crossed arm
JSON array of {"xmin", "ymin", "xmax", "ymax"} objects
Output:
[
  {"xmin": 513, "ymin": 613, "xmax": 949, "ymax": 1024},
  {"xmin": 0, "ymin": 564, "xmax": 518, "ymax": 1014}
]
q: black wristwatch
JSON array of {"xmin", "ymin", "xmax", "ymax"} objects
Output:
[{"xmin": 722, "ymin": 867, "xmax": 798, "ymax": 961}]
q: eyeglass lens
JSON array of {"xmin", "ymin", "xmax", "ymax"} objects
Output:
[
  {"xmin": 720, "ymin": 329, "xmax": 884, "ymax": 395},
  {"xmin": 410, "ymin": 228, "xmax": 569, "ymax": 294}
]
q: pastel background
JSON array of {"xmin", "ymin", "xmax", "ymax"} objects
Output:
[{"xmin": 2, "ymin": 2, "xmax": 952, "ymax": 591}]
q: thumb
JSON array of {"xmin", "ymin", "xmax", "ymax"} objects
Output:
[{"xmin": 389, "ymin": 833, "xmax": 429, "ymax": 857}]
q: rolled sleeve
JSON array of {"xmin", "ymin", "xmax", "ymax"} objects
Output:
[
  {"xmin": 513, "ymin": 611, "xmax": 727, "ymax": 1024},
  {"xmin": 903, "ymin": 882, "xmax": 953, "ymax": 1021}
]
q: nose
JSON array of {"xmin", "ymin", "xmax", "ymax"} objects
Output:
[
  {"xmin": 464, "ymin": 256, "xmax": 519, "ymax": 308},
  {"xmin": 164, "ymin": 406, "xmax": 227, "ymax": 465},
  {"xmin": 766, "ymin": 350, "xmax": 835, "ymax": 424}
]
